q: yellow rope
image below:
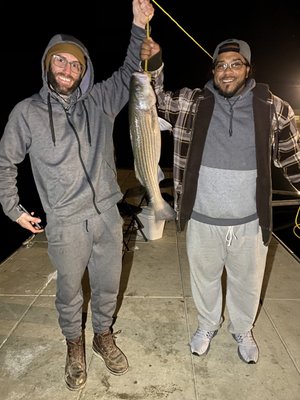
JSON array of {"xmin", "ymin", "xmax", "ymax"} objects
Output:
[
  {"xmin": 293, "ymin": 205, "xmax": 300, "ymax": 239},
  {"xmin": 151, "ymin": 0, "xmax": 212, "ymax": 59},
  {"xmin": 144, "ymin": 17, "xmax": 150, "ymax": 72}
]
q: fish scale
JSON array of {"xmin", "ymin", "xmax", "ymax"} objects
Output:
[{"xmin": 129, "ymin": 71, "xmax": 176, "ymax": 221}]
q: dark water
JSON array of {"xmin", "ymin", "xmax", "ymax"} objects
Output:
[
  {"xmin": 0, "ymin": 157, "xmax": 46, "ymax": 264},
  {"xmin": 272, "ymin": 208, "xmax": 300, "ymax": 261},
  {"xmin": 271, "ymin": 163, "xmax": 300, "ymax": 262}
]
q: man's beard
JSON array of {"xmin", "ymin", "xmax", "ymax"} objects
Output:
[
  {"xmin": 47, "ymin": 69, "xmax": 80, "ymax": 96},
  {"xmin": 213, "ymin": 79, "xmax": 246, "ymax": 98}
]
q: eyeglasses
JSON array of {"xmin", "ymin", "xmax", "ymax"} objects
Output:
[
  {"xmin": 214, "ymin": 60, "xmax": 247, "ymax": 72},
  {"xmin": 52, "ymin": 54, "xmax": 82, "ymax": 74}
]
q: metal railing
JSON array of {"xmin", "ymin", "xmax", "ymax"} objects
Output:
[{"xmin": 272, "ymin": 190, "xmax": 300, "ymax": 207}]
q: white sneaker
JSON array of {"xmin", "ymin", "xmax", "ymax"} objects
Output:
[
  {"xmin": 233, "ymin": 331, "xmax": 259, "ymax": 364},
  {"xmin": 189, "ymin": 329, "xmax": 218, "ymax": 356}
]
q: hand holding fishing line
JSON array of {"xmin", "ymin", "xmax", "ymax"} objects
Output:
[
  {"xmin": 140, "ymin": 37, "xmax": 160, "ymax": 68},
  {"xmin": 133, "ymin": 0, "xmax": 154, "ymax": 28}
]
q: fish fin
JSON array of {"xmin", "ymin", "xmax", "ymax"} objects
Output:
[
  {"xmin": 157, "ymin": 166, "xmax": 165, "ymax": 183},
  {"xmin": 158, "ymin": 117, "xmax": 172, "ymax": 131},
  {"xmin": 152, "ymin": 201, "xmax": 176, "ymax": 221}
]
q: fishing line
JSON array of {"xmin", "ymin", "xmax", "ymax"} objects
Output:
[
  {"xmin": 293, "ymin": 205, "xmax": 300, "ymax": 239},
  {"xmin": 144, "ymin": 16, "xmax": 150, "ymax": 72},
  {"xmin": 151, "ymin": 0, "xmax": 213, "ymax": 59}
]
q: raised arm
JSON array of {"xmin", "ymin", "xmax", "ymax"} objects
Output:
[{"xmin": 133, "ymin": 0, "xmax": 154, "ymax": 28}]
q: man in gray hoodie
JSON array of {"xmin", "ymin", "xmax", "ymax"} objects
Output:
[{"xmin": 0, "ymin": 0, "xmax": 154, "ymax": 391}]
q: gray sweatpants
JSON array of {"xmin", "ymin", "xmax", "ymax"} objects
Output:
[
  {"xmin": 186, "ymin": 218, "xmax": 268, "ymax": 334},
  {"xmin": 46, "ymin": 205, "xmax": 123, "ymax": 340}
]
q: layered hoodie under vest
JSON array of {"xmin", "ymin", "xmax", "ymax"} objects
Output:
[
  {"xmin": 0, "ymin": 26, "xmax": 146, "ymax": 225},
  {"xmin": 147, "ymin": 63, "xmax": 300, "ymax": 246}
]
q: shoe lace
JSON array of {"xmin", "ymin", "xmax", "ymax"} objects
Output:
[
  {"xmin": 67, "ymin": 337, "xmax": 85, "ymax": 366},
  {"xmin": 195, "ymin": 328, "xmax": 215, "ymax": 340},
  {"xmin": 101, "ymin": 330, "xmax": 121, "ymax": 353},
  {"xmin": 235, "ymin": 331, "xmax": 255, "ymax": 345}
]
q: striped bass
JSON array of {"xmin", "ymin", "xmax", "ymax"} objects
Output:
[{"xmin": 128, "ymin": 71, "xmax": 175, "ymax": 221}]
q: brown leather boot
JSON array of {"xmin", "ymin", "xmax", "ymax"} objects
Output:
[
  {"xmin": 92, "ymin": 330, "xmax": 128, "ymax": 375},
  {"xmin": 65, "ymin": 335, "xmax": 87, "ymax": 391}
]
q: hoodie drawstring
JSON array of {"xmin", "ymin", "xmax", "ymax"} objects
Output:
[
  {"xmin": 47, "ymin": 93, "xmax": 56, "ymax": 146},
  {"xmin": 47, "ymin": 96, "xmax": 91, "ymax": 146},
  {"xmin": 82, "ymin": 101, "xmax": 91, "ymax": 145}
]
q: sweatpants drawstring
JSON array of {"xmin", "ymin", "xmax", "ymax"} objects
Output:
[{"xmin": 226, "ymin": 226, "xmax": 237, "ymax": 246}]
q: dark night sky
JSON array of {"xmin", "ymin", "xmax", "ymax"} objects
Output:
[
  {"xmin": 2, "ymin": 1, "xmax": 300, "ymax": 111},
  {"xmin": 2, "ymin": 1, "xmax": 300, "ymax": 164},
  {"xmin": 1, "ymin": 1, "xmax": 300, "ymax": 261},
  {"xmin": 2, "ymin": 1, "xmax": 300, "ymax": 160}
]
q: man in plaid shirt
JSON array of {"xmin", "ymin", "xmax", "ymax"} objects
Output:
[{"xmin": 140, "ymin": 37, "xmax": 300, "ymax": 364}]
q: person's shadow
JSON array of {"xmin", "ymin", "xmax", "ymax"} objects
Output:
[{"xmin": 81, "ymin": 268, "xmax": 91, "ymax": 331}]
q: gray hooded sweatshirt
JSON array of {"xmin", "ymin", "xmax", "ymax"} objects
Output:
[{"xmin": 0, "ymin": 25, "xmax": 145, "ymax": 225}]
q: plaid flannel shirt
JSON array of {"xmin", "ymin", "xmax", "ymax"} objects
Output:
[{"xmin": 150, "ymin": 66, "xmax": 300, "ymax": 219}]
